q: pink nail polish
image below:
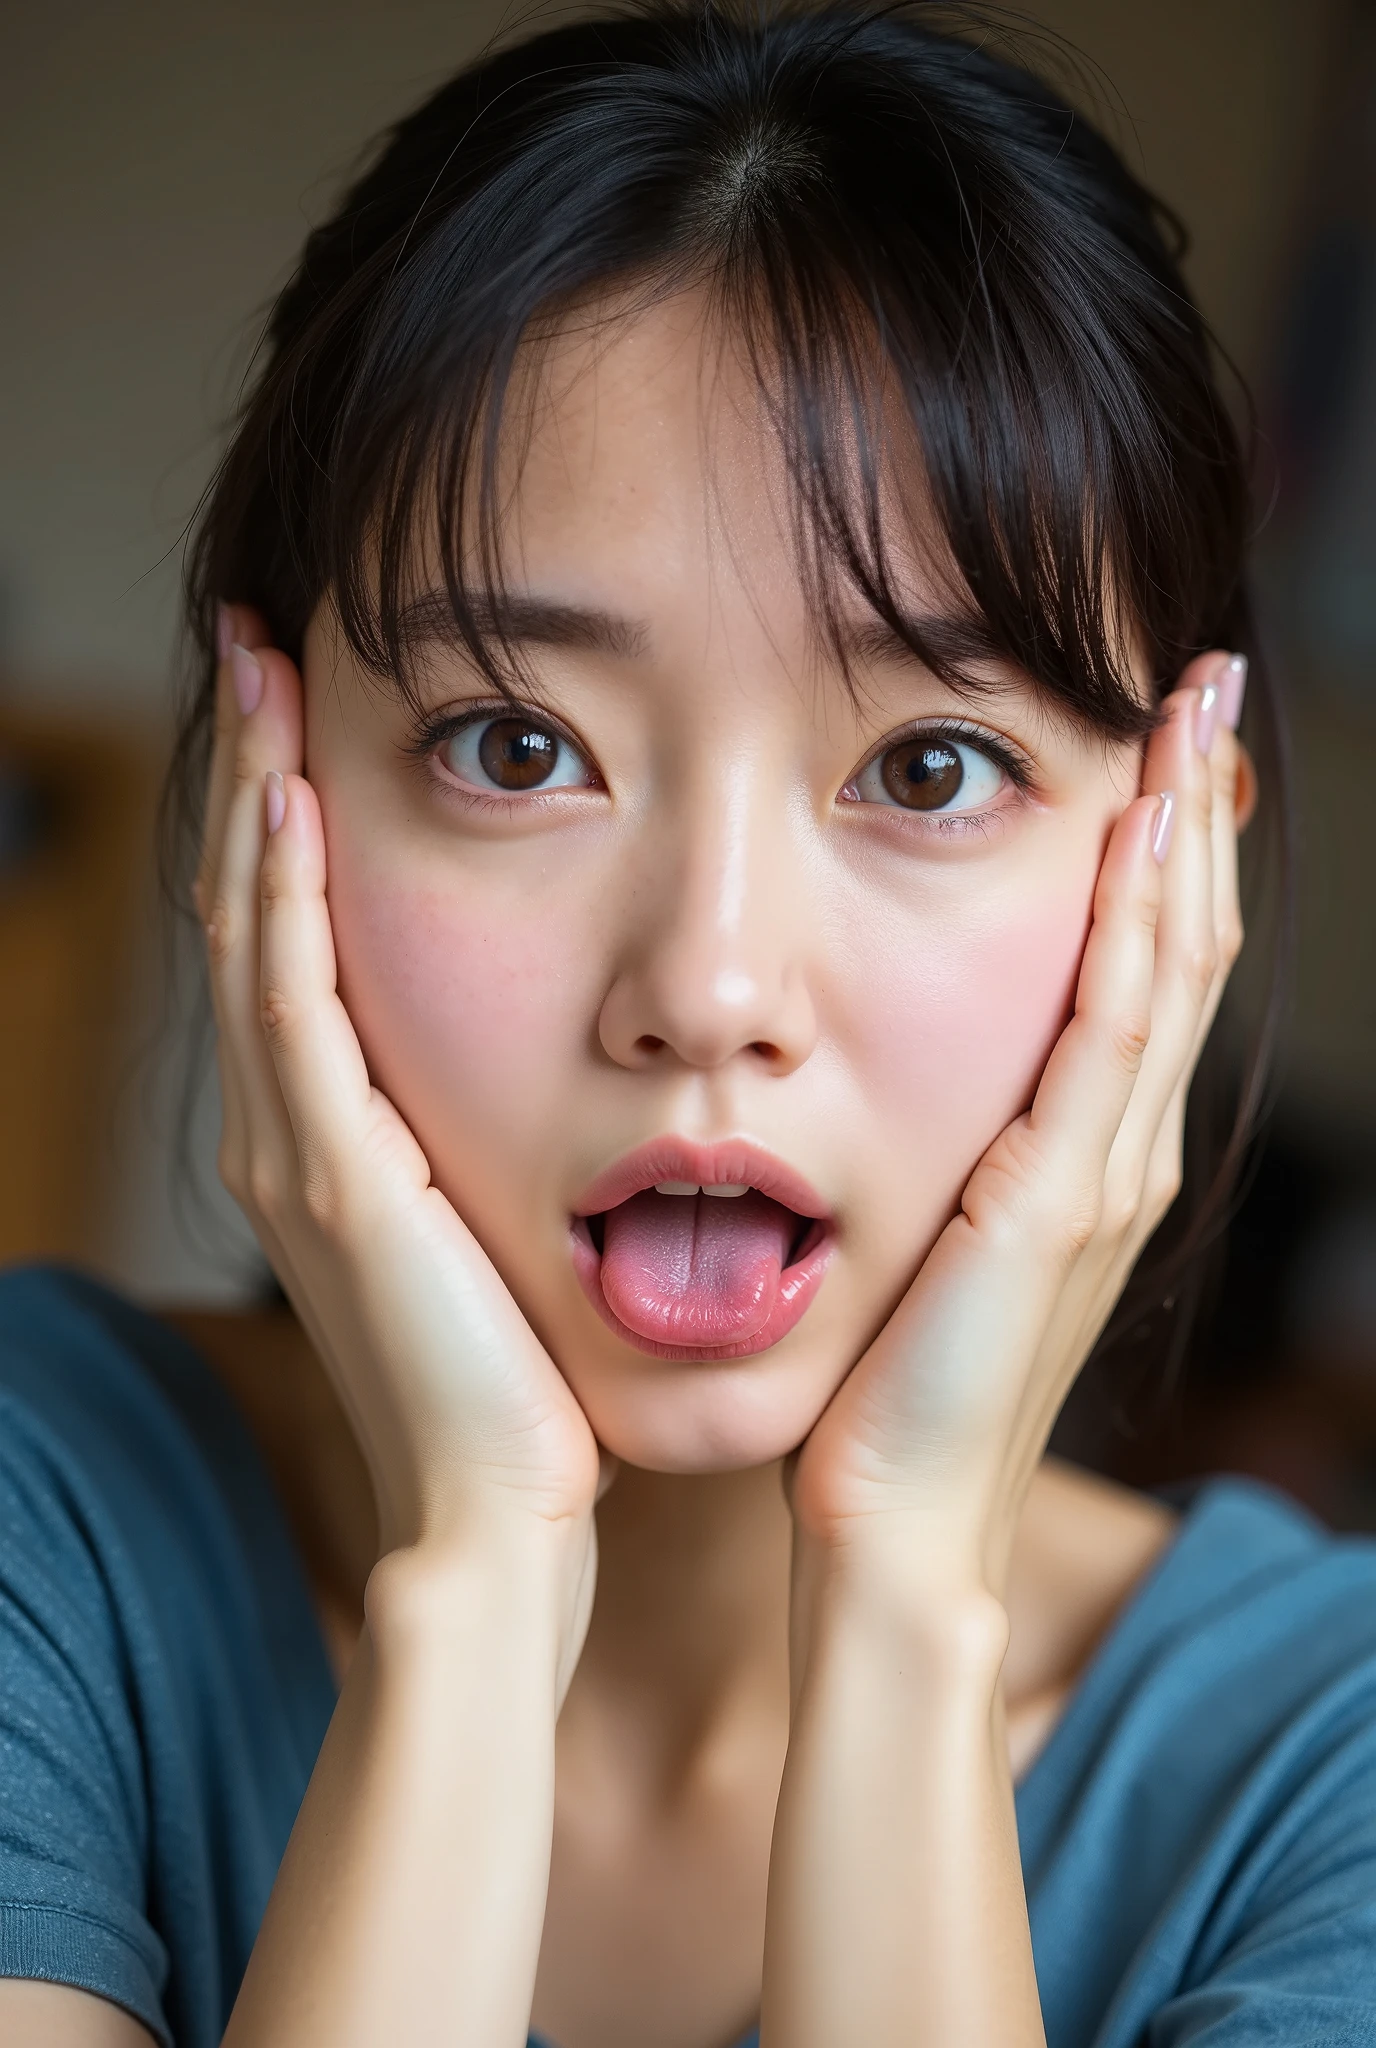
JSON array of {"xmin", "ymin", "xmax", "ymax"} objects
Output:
[
  {"xmin": 215, "ymin": 604, "xmax": 234, "ymax": 661},
  {"xmin": 231, "ymin": 644, "xmax": 263, "ymax": 718},
  {"xmin": 1152, "ymin": 790, "xmax": 1176, "ymax": 864},
  {"xmin": 1195, "ymin": 684, "xmax": 1219, "ymax": 756},
  {"xmin": 1219, "ymin": 653, "xmax": 1248, "ymax": 731},
  {"xmin": 265, "ymin": 771, "xmax": 286, "ymax": 835}
]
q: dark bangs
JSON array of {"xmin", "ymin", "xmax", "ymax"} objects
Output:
[
  {"xmin": 189, "ymin": 1, "xmax": 1249, "ymax": 734},
  {"xmin": 176, "ymin": 0, "xmax": 1289, "ymax": 1379}
]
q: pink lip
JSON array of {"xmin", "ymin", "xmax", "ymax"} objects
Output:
[
  {"xmin": 569, "ymin": 1138, "xmax": 836, "ymax": 1363},
  {"xmin": 573, "ymin": 1138, "xmax": 832, "ymax": 1222}
]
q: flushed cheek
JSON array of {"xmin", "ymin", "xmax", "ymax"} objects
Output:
[
  {"xmin": 325, "ymin": 855, "xmax": 595, "ymax": 1210},
  {"xmin": 836, "ymin": 875, "xmax": 1094, "ymax": 1253}
]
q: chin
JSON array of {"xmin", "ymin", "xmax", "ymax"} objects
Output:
[
  {"xmin": 545, "ymin": 1311, "xmax": 854, "ymax": 1475},
  {"xmin": 572, "ymin": 1392, "xmax": 825, "ymax": 1475}
]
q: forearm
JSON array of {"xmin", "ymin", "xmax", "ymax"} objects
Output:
[
  {"xmin": 762, "ymin": 1527, "xmax": 1044, "ymax": 2048},
  {"xmin": 223, "ymin": 1526, "xmax": 571, "ymax": 2048}
]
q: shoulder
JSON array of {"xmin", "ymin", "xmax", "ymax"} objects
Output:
[
  {"xmin": 0, "ymin": 1260, "xmax": 233, "ymax": 1484},
  {"xmin": 0, "ymin": 1261, "xmax": 331, "ymax": 1695},
  {"xmin": 0, "ymin": 1263, "xmax": 284, "ymax": 1601},
  {"xmin": 1030, "ymin": 1473, "xmax": 1376, "ymax": 1821},
  {"xmin": 0, "ymin": 1265, "xmax": 334, "ymax": 2047},
  {"xmin": 0, "ymin": 1264, "xmax": 209, "ymax": 1636},
  {"xmin": 1120, "ymin": 1475, "xmax": 1376, "ymax": 1704},
  {"xmin": 1025, "ymin": 1474, "xmax": 1376, "ymax": 2047}
]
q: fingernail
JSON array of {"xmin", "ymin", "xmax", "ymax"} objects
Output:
[
  {"xmin": 1195, "ymin": 683, "xmax": 1220, "ymax": 756},
  {"xmin": 231, "ymin": 643, "xmax": 263, "ymax": 718},
  {"xmin": 215, "ymin": 604, "xmax": 234, "ymax": 661},
  {"xmin": 1220, "ymin": 653, "xmax": 1248, "ymax": 731},
  {"xmin": 265, "ymin": 770, "xmax": 286, "ymax": 835},
  {"xmin": 1152, "ymin": 790, "xmax": 1176, "ymax": 865}
]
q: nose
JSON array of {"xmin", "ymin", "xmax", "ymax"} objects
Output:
[{"xmin": 597, "ymin": 763, "xmax": 819, "ymax": 1077}]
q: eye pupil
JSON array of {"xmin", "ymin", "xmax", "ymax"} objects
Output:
[
  {"xmin": 881, "ymin": 740, "xmax": 964, "ymax": 810},
  {"xmin": 478, "ymin": 717, "xmax": 558, "ymax": 790}
]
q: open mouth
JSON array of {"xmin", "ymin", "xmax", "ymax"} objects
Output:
[{"xmin": 569, "ymin": 1144, "xmax": 835, "ymax": 1362}]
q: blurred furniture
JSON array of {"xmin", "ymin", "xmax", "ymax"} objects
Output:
[{"xmin": 0, "ymin": 705, "xmax": 156, "ymax": 1266}]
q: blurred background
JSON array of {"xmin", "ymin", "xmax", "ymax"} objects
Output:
[{"xmin": 2, "ymin": 1, "xmax": 1374, "ymax": 1520}]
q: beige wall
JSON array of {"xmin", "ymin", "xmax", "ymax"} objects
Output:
[
  {"xmin": 1033, "ymin": 0, "xmax": 1344, "ymax": 371},
  {"xmin": 0, "ymin": 1, "xmax": 515, "ymax": 701},
  {"xmin": 0, "ymin": 0, "xmax": 1342, "ymax": 698},
  {"xmin": 0, "ymin": 0, "xmax": 1361, "ymax": 1296}
]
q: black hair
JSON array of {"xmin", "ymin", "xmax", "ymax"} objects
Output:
[{"xmin": 171, "ymin": 0, "xmax": 1290, "ymax": 1377}]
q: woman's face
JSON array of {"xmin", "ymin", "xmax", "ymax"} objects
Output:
[{"xmin": 305, "ymin": 293, "xmax": 1143, "ymax": 1472}]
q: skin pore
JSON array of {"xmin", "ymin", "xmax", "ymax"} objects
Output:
[{"xmin": 169, "ymin": 289, "xmax": 1189, "ymax": 2048}]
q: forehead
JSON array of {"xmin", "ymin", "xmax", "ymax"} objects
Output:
[
  {"xmin": 496, "ymin": 288, "xmax": 961, "ymax": 660},
  {"xmin": 368, "ymin": 286, "xmax": 1148, "ymax": 743},
  {"xmin": 510, "ymin": 291, "xmax": 795, "ymax": 569}
]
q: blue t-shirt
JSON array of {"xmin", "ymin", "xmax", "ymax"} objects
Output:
[{"xmin": 2, "ymin": 1266, "xmax": 1376, "ymax": 2048}]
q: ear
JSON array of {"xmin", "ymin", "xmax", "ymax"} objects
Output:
[{"xmin": 1235, "ymin": 742, "xmax": 1259, "ymax": 832}]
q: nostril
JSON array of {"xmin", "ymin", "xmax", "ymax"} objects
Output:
[{"xmin": 635, "ymin": 1034, "xmax": 666, "ymax": 1056}]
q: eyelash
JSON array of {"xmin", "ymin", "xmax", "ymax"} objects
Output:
[
  {"xmin": 843, "ymin": 719, "xmax": 1036, "ymax": 825},
  {"xmin": 406, "ymin": 700, "xmax": 598, "ymax": 810},
  {"xmin": 407, "ymin": 705, "xmax": 1036, "ymax": 822},
  {"xmin": 406, "ymin": 701, "xmax": 537, "ymax": 754}
]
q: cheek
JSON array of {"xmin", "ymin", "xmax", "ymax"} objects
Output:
[
  {"xmin": 835, "ymin": 857, "xmax": 1096, "ymax": 1217},
  {"xmin": 324, "ymin": 841, "xmax": 592, "ymax": 1194}
]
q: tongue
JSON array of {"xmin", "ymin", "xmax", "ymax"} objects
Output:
[{"xmin": 598, "ymin": 1190, "xmax": 796, "ymax": 1346}]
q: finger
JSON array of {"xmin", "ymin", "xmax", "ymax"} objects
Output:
[
  {"xmin": 1105, "ymin": 658, "xmax": 1226, "ymax": 1192},
  {"xmin": 203, "ymin": 645, "xmax": 306, "ymax": 1184},
  {"xmin": 257, "ymin": 772, "xmax": 390, "ymax": 1216},
  {"xmin": 1010, "ymin": 789, "xmax": 1164, "ymax": 1227},
  {"xmin": 1180, "ymin": 661, "xmax": 1246, "ymax": 1085},
  {"xmin": 195, "ymin": 604, "xmax": 275, "ymax": 923},
  {"xmin": 1017, "ymin": 662, "xmax": 1245, "ymax": 1458},
  {"xmin": 1148, "ymin": 660, "xmax": 1223, "ymax": 1054},
  {"xmin": 1137, "ymin": 656, "xmax": 1249, "ymax": 1227},
  {"xmin": 1205, "ymin": 657, "xmax": 1246, "ymax": 1033}
]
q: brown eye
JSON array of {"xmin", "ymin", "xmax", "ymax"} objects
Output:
[
  {"xmin": 880, "ymin": 739, "xmax": 963, "ymax": 809},
  {"xmin": 849, "ymin": 732, "xmax": 1006, "ymax": 814},
  {"xmin": 478, "ymin": 717, "xmax": 558, "ymax": 789},
  {"xmin": 441, "ymin": 713, "xmax": 595, "ymax": 795}
]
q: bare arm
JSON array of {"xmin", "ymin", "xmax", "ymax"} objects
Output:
[
  {"xmin": 0, "ymin": 1982, "xmax": 156, "ymax": 2047},
  {"xmin": 0, "ymin": 1573, "xmax": 579, "ymax": 2048},
  {"xmin": 224, "ymin": 1532, "xmax": 574, "ymax": 2047},
  {"xmin": 194, "ymin": 614, "xmax": 600, "ymax": 2042},
  {"xmin": 764, "ymin": 1533, "xmax": 1037, "ymax": 2048},
  {"xmin": 763, "ymin": 658, "xmax": 1245, "ymax": 2045}
]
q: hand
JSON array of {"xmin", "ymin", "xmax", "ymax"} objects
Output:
[
  {"xmin": 790, "ymin": 652, "xmax": 1248, "ymax": 1595},
  {"xmin": 196, "ymin": 612, "xmax": 603, "ymax": 1659}
]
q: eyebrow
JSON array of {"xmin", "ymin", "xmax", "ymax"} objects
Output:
[
  {"xmin": 394, "ymin": 587, "xmax": 650, "ymax": 662},
  {"xmin": 395, "ymin": 585, "xmax": 1009, "ymax": 686},
  {"xmin": 839, "ymin": 609, "xmax": 1010, "ymax": 677}
]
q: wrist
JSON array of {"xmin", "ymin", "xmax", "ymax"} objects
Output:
[
  {"xmin": 790, "ymin": 1514, "xmax": 1011, "ymax": 1691},
  {"xmin": 365, "ymin": 1514, "xmax": 587, "ymax": 1684}
]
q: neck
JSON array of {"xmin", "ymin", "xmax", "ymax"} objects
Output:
[
  {"xmin": 176, "ymin": 1304, "xmax": 1175, "ymax": 1777},
  {"xmin": 564, "ymin": 1460, "xmax": 795, "ymax": 1780}
]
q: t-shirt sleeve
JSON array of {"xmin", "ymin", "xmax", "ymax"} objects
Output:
[
  {"xmin": 0, "ymin": 1388, "xmax": 171, "ymax": 2043},
  {"xmin": 1147, "ymin": 1713, "xmax": 1376, "ymax": 2047}
]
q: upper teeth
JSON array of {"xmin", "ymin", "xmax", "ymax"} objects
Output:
[{"xmin": 654, "ymin": 1182, "xmax": 750, "ymax": 1198}]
